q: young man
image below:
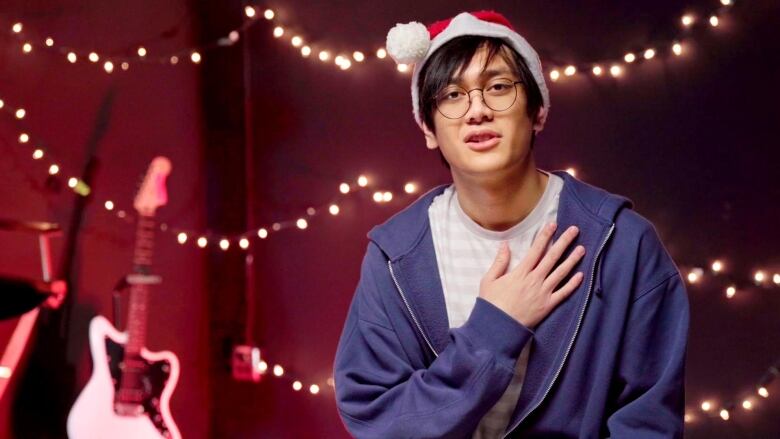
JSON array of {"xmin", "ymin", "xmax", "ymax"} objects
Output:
[{"xmin": 333, "ymin": 11, "xmax": 689, "ymax": 439}]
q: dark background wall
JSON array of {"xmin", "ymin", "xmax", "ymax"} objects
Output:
[{"xmin": 1, "ymin": 0, "xmax": 779, "ymax": 438}]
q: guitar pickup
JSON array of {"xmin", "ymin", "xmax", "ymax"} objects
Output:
[{"xmin": 126, "ymin": 274, "xmax": 162, "ymax": 285}]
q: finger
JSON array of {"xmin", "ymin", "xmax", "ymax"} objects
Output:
[
  {"xmin": 542, "ymin": 245, "xmax": 585, "ymax": 292},
  {"xmin": 534, "ymin": 225, "xmax": 580, "ymax": 277},
  {"xmin": 484, "ymin": 241, "xmax": 511, "ymax": 281},
  {"xmin": 549, "ymin": 272, "xmax": 585, "ymax": 308},
  {"xmin": 514, "ymin": 222, "xmax": 556, "ymax": 275}
]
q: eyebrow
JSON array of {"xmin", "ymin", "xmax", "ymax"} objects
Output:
[{"xmin": 451, "ymin": 68, "xmax": 514, "ymax": 84}]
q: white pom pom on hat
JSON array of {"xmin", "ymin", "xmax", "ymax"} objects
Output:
[
  {"xmin": 386, "ymin": 22, "xmax": 431, "ymax": 64},
  {"xmin": 385, "ymin": 10, "xmax": 551, "ymax": 134}
]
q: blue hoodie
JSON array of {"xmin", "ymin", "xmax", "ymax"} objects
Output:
[{"xmin": 333, "ymin": 169, "xmax": 689, "ymax": 438}]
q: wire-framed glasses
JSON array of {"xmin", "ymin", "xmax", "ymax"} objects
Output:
[{"xmin": 434, "ymin": 78, "xmax": 523, "ymax": 119}]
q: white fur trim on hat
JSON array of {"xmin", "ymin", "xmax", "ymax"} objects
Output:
[{"xmin": 386, "ymin": 22, "xmax": 431, "ymax": 64}]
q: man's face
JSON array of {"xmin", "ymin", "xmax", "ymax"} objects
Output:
[{"xmin": 422, "ymin": 45, "xmax": 535, "ymax": 178}]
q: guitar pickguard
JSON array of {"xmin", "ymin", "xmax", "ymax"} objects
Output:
[{"xmin": 105, "ymin": 337, "xmax": 173, "ymax": 438}]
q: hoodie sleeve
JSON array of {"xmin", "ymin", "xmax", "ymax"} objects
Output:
[
  {"xmin": 605, "ymin": 269, "xmax": 689, "ymax": 439},
  {"xmin": 333, "ymin": 242, "xmax": 534, "ymax": 439}
]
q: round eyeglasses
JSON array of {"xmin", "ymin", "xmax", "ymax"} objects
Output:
[{"xmin": 434, "ymin": 78, "xmax": 523, "ymax": 120}]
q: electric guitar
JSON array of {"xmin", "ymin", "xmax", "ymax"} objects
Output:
[{"xmin": 67, "ymin": 157, "xmax": 181, "ymax": 439}]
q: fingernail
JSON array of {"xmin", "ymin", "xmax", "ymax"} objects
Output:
[{"xmin": 549, "ymin": 222, "xmax": 557, "ymax": 231}]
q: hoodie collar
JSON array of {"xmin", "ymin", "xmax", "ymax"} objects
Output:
[{"xmin": 367, "ymin": 169, "xmax": 633, "ymax": 259}]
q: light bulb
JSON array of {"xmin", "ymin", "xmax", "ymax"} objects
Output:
[
  {"xmin": 239, "ymin": 238, "xmax": 249, "ymax": 249},
  {"xmin": 244, "ymin": 6, "xmax": 256, "ymax": 18},
  {"xmin": 137, "ymin": 46, "xmax": 147, "ymax": 57},
  {"xmin": 404, "ymin": 182, "xmax": 417, "ymax": 194},
  {"xmin": 709, "ymin": 16, "xmax": 719, "ymax": 27},
  {"xmin": 376, "ymin": 48, "xmax": 387, "ymax": 59},
  {"xmin": 177, "ymin": 232, "xmax": 187, "ymax": 244},
  {"xmin": 329, "ymin": 204, "xmax": 340, "ymax": 215},
  {"xmin": 296, "ymin": 218, "xmax": 308, "ymax": 230},
  {"xmin": 264, "ymin": 9, "xmax": 274, "ymax": 20},
  {"xmin": 592, "ymin": 66, "xmax": 603, "ymax": 76},
  {"xmin": 549, "ymin": 69, "xmax": 560, "ymax": 81},
  {"xmin": 104, "ymin": 200, "xmax": 114, "ymax": 210},
  {"xmin": 191, "ymin": 52, "xmax": 202, "ymax": 63},
  {"xmin": 353, "ymin": 51, "xmax": 365, "ymax": 62},
  {"xmin": 257, "ymin": 228, "xmax": 268, "ymax": 239},
  {"xmin": 339, "ymin": 183, "xmax": 350, "ymax": 194},
  {"xmin": 197, "ymin": 237, "xmax": 208, "ymax": 248},
  {"xmin": 357, "ymin": 175, "xmax": 368, "ymax": 187},
  {"xmin": 273, "ymin": 26, "xmax": 284, "ymax": 38}
]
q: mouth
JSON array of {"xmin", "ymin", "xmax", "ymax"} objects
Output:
[{"xmin": 464, "ymin": 131, "xmax": 501, "ymax": 151}]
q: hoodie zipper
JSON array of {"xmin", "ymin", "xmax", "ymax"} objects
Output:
[
  {"xmin": 502, "ymin": 222, "xmax": 615, "ymax": 438},
  {"xmin": 388, "ymin": 261, "xmax": 439, "ymax": 358}
]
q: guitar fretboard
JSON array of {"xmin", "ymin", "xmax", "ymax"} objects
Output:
[{"xmin": 125, "ymin": 214, "xmax": 156, "ymax": 356}]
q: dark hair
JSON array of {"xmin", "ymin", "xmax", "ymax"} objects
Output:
[{"xmin": 417, "ymin": 36, "xmax": 544, "ymax": 168}]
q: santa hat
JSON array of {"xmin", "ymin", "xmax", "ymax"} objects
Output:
[{"xmin": 385, "ymin": 11, "xmax": 550, "ymax": 133}]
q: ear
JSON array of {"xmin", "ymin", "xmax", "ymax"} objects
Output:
[
  {"xmin": 532, "ymin": 106, "xmax": 548, "ymax": 134},
  {"xmin": 420, "ymin": 122, "xmax": 439, "ymax": 150}
]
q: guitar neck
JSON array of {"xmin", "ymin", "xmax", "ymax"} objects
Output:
[{"xmin": 125, "ymin": 214, "xmax": 156, "ymax": 356}]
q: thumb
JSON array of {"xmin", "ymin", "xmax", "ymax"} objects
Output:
[{"xmin": 484, "ymin": 241, "xmax": 511, "ymax": 281}]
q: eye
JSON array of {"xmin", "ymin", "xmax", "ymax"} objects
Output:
[
  {"xmin": 487, "ymin": 82, "xmax": 512, "ymax": 92},
  {"xmin": 439, "ymin": 89, "xmax": 466, "ymax": 101}
]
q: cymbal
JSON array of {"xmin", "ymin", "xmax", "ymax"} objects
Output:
[{"xmin": 0, "ymin": 219, "xmax": 60, "ymax": 234}]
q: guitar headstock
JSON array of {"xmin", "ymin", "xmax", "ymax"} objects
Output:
[{"xmin": 133, "ymin": 157, "xmax": 172, "ymax": 217}]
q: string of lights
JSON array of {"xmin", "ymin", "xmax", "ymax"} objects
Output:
[
  {"xmin": 0, "ymin": 95, "xmax": 90, "ymax": 197},
  {"xmin": 686, "ymin": 359, "xmax": 778, "ymax": 424},
  {"xmin": 2, "ymin": 0, "xmax": 742, "ymax": 76},
  {"xmin": 546, "ymin": 0, "xmax": 740, "ymax": 81},
  {"xmin": 254, "ymin": 355, "xmax": 334, "ymax": 397}
]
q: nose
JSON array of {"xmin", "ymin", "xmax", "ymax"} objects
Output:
[{"xmin": 464, "ymin": 89, "xmax": 493, "ymax": 123}]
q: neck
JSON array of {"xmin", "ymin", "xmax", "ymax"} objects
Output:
[{"xmin": 452, "ymin": 159, "xmax": 548, "ymax": 232}]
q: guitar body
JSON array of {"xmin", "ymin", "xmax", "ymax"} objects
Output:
[{"xmin": 67, "ymin": 315, "xmax": 181, "ymax": 439}]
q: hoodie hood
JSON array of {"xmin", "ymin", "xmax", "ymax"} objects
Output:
[{"xmin": 368, "ymin": 169, "xmax": 633, "ymax": 261}]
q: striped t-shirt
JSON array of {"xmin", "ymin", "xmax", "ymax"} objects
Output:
[{"xmin": 428, "ymin": 169, "xmax": 564, "ymax": 438}]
